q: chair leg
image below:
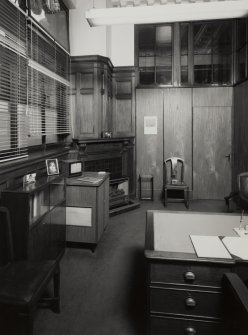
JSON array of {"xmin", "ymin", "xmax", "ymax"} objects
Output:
[
  {"xmin": 184, "ymin": 188, "xmax": 189, "ymax": 209},
  {"xmin": 52, "ymin": 266, "xmax": 60, "ymax": 314},
  {"xmin": 164, "ymin": 188, "xmax": 168, "ymax": 207}
]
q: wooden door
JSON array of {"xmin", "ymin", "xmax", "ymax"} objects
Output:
[
  {"xmin": 163, "ymin": 88, "xmax": 192, "ymax": 189},
  {"xmin": 193, "ymin": 107, "xmax": 232, "ymax": 199}
]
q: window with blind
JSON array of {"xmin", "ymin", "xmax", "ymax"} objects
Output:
[
  {"xmin": 0, "ymin": 0, "xmax": 28, "ymax": 162},
  {"xmin": 27, "ymin": 21, "xmax": 70, "ymax": 141}
]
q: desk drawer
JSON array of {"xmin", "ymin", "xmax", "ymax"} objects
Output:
[
  {"xmin": 150, "ymin": 287, "xmax": 222, "ymax": 318},
  {"xmin": 150, "ymin": 315, "xmax": 222, "ymax": 335},
  {"xmin": 150, "ymin": 263, "xmax": 231, "ymax": 287}
]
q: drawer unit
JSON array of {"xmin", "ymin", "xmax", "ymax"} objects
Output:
[
  {"xmin": 150, "ymin": 315, "xmax": 222, "ymax": 335},
  {"xmin": 150, "ymin": 262, "xmax": 231, "ymax": 288},
  {"xmin": 150, "ymin": 286, "xmax": 223, "ymax": 318}
]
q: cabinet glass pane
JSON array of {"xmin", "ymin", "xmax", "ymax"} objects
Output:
[
  {"xmin": 138, "ymin": 26, "xmax": 155, "ymax": 85},
  {"xmin": 155, "ymin": 25, "xmax": 172, "ymax": 84},
  {"xmin": 180, "ymin": 23, "xmax": 189, "ymax": 84},
  {"xmin": 193, "ymin": 21, "xmax": 232, "ymax": 85},
  {"xmin": 212, "ymin": 21, "xmax": 232, "ymax": 84}
]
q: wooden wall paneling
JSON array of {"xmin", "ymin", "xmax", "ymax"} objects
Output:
[
  {"xmin": 163, "ymin": 88, "xmax": 193, "ymax": 190},
  {"xmin": 193, "ymin": 107, "xmax": 232, "ymax": 199},
  {"xmin": 193, "ymin": 87, "xmax": 233, "ymax": 107},
  {"xmin": 76, "ymin": 70, "xmax": 98, "ymax": 138},
  {"xmin": 233, "ymin": 80, "xmax": 248, "ymax": 189},
  {"xmin": 113, "ymin": 67, "xmax": 136, "ymax": 137},
  {"xmin": 136, "ymin": 89, "xmax": 164, "ymax": 199}
]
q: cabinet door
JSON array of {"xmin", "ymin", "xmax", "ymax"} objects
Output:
[
  {"xmin": 66, "ymin": 186, "xmax": 97, "ymax": 243},
  {"xmin": 29, "ymin": 215, "xmax": 50, "ymax": 260},
  {"xmin": 75, "ymin": 70, "xmax": 99, "ymax": 138},
  {"xmin": 112, "ymin": 73, "xmax": 135, "ymax": 137}
]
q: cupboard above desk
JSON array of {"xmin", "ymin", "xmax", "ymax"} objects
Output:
[{"xmin": 1, "ymin": 175, "xmax": 66, "ymax": 261}]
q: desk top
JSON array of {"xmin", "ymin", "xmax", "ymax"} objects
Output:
[
  {"xmin": 66, "ymin": 171, "xmax": 109, "ymax": 187},
  {"xmin": 145, "ymin": 210, "xmax": 247, "ymax": 264}
]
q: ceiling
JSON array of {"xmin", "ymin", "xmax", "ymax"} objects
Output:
[{"xmin": 86, "ymin": 0, "xmax": 248, "ymax": 26}]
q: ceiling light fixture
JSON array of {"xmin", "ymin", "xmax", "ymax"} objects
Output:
[{"xmin": 85, "ymin": 0, "xmax": 248, "ymax": 27}]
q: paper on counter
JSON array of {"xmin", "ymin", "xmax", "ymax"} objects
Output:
[
  {"xmin": 222, "ymin": 237, "xmax": 248, "ymax": 260},
  {"xmin": 190, "ymin": 235, "xmax": 232, "ymax": 259}
]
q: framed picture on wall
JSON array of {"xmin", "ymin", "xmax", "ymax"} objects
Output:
[{"xmin": 46, "ymin": 159, "xmax": 59, "ymax": 176}]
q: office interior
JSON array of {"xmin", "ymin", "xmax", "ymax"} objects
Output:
[{"xmin": 0, "ymin": 0, "xmax": 248, "ymax": 334}]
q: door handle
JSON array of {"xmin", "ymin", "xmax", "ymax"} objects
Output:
[{"xmin": 225, "ymin": 153, "xmax": 231, "ymax": 161}]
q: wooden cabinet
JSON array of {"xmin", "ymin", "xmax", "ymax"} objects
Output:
[
  {"xmin": 66, "ymin": 172, "xmax": 109, "ymax": 247},
  {"xmin": 70, "ymin": 56, "xmax": 113, "ymax": 139},
  {"xmin": 112, "ymin": 67, "xmax": 136, "ymax": 137},
  {"xmin": 1, "ymin": 175, "xmax": 66, "ymax": 261}
]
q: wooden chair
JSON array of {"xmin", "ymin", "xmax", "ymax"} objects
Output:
[
  {"xmin": 164, "ymin": 157, "xmax": 189, "ymax": 208},
  {"xmin": 0, "ymin": 206, "xmax": 60, "ymax": 335},
  {"xmin": 223, "ymin": 273, "xmax": 248, "ymax": 335}
]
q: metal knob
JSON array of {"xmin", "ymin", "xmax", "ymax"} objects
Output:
[
  {"xmin": 184, "ymin": 271, "xmax": 196, "ymax": 282},
  {"xmin": 185, "ymin": 327, "xmax": 196, "ymax": 335},
  {"xmin": 185, "ymin": 297, "xmax": 196, "ymax": 308}
]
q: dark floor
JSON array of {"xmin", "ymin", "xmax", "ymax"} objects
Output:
[{"xmin": 33, "ymin": 199, "xmax": 228, "ymax": 335}]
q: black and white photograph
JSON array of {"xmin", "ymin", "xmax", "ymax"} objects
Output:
[
  {"xmin": 46, "ymin": 158, "xmax": 60, "ymax": 176},
  {"xmin": 1, "ymin": 0, "xmax": 248, "ymax": 335}
]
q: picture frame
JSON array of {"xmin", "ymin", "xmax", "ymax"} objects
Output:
[{"xmin": 46, "ymin": 158, "xmax": 59, "ymax": 176}]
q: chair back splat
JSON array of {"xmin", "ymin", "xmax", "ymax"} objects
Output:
[{"xmin": 163, "ymin": 157, "xmax": 189, "ymax": 208}]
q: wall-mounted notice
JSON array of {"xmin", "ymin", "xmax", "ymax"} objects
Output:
[{"xmin": 144, "ymin": 116, "xmax": 157, "ymax": 135}]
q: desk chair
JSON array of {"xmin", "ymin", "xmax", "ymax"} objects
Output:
[
  {"xmin": 223, "ymin": 273, "xmax": 248, "ymax": 335},
  {"xmin": 0, "ymin": 207, "xmax": 60, "ymax": 335},
  {"xmin": 164, "ymin": 157, "xmax": 189, "ymax": 208}
]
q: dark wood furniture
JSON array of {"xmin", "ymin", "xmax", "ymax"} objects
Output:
[
  {"xmin": 66, "ymin": 172, "xmax": 109, "ymax": 249},
  {"xmin": 1, "ymin": 175, "xmax": 66, "ymax": 261},
  {"xmin": 223, "ymin": 273, "xmax": 248, "ymax": 335},
  {"xmin": 0, "ymin": 207, "xmax": 60, "ymax": 335},
  {"xmin": 145, "ymin": 210, "xmax": 248, "ymax": 335},
  {"xmin": 70, "ymin": 56, "xmax": 135, "ymax": 140},
  {"xmin": 164, "ymin": 157, "xmax": 189, "ymax": 208}
]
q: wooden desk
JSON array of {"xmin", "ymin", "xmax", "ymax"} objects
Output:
[
  {"xmin": 66, "ymin": 172, "xmax": 109, "ymax": 249},
  {"xmin": 145, "ymin": 211, "xmax": 248, "ymax": 335}
]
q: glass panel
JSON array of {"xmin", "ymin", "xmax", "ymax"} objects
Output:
[
  {"xmin": 155, "ymin": 25, "xmax": 172, "ymax": 85},
  {"xmin": 236, "ymin": 46, "xmax": 246, "ymax": 82},
  {"xmin": 212, "ymin": 21, "xmax": 232, "ymax": 84},
  {"xmin": 138, "ymin": 26, "xmax": 155, "ymax": 85},
  {"xmin": 237, "ymin": 18, "xmax": 246, "ymax": 50},
  {"xmin": 29, "ymin": 0, "xmax": 69, "ymax": 51},
  {"xmin": 193, "ymin": 21, "xmax": 232, "ymax": 85},
  {"xmin": 180, "ymin": 23, "xmax": 189, "ymax": 84}
]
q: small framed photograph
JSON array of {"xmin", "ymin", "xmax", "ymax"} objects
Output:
[{"xmin": 46, "ymin": 159, "xmax": 59, "ymax": 176}]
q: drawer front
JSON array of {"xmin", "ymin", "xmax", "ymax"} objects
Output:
[
  {"xmin": 150, "ymin": 315, "xmax": 222, "ymax": 335},
  {"xmin": 150, "ymin": 263, "xmax": 231, "ymax": 287},
  {"xmin": 150, "ymin": 287, "xmax": 222, "ymax": 318}
]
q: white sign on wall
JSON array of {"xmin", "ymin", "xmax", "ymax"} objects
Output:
[{"xmin": 144, "ymin": 116, "xmax": 158, "ymax": 135}]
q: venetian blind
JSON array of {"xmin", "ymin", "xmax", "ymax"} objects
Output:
[
  {"xmin": 27, "ymin": 21, "xmax": 70, "ymax": 137},
  {"xmin": 0, "ymin": 0, "xmax": 28, "ymax": 162}
]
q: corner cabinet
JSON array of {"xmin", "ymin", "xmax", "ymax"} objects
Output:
[
  {"xmin": 1, "ymin": 175, "xmax": 66, "ymax": 261},
  {"xmin": 70, "ymin": 55, "xmax": 113, "ymax": 139},
  {"xmin": 112, "ymin": 67, "xmax": 136, "ymax": 137},
  {"xmin": 66, "ymin": 172, "xmax": 109, "ymax": 248}
]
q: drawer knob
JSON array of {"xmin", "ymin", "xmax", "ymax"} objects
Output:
[
  {"xmin": 185, "ymin": 297, "xmax": 196, "ymax": 308},
  {"xmin": 184, "ymin": 271, "xmax": 196, "ymax": 282},
  {"xmin": 185, "ymin": 327, "xmax": 197, "ymax": 335}
]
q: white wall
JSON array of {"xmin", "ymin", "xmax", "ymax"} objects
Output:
[
  {"xmin": 107, "ymin": 24, "xmax": 134, "ymax": 66},
  {"xmin": 69, "ymin": 0, "xmax": 135, "ymax": 66},
  {"xmin": 69, "ymin": 0, "xmax": 107, "ymax": 56}
]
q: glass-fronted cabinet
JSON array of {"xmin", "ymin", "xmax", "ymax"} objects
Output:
[{"xmin": 2, "ymin": 175, "xmax": 66, "ymax": 261}]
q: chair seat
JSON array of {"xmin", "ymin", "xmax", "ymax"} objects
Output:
[
  {"xmin": 165, "ymin": 183, "xmax": 188, "ymax": 190},
  {"xmin": 0, "ymin": 260, "xmax": 58, "ymax": 306}
]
